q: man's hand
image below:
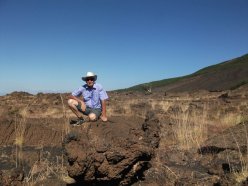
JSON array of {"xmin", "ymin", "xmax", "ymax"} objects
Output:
[{"xmin": 100, "ymin": 115, "xmax": 108, "ymax": 122}]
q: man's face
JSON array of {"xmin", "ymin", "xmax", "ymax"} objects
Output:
[{"xmin": 86, "ymin": 77, "xmax": 95, "ymax": 87}]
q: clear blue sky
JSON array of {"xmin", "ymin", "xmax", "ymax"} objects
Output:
[{"xmin": 0, "ymin": 0, "xmax": 248, "ymax": 95}]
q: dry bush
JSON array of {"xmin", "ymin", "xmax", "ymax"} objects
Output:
[
  {"xmin": 220, "ymin": 113, "xmax": 243, "ymax": 129},
  {"xmin": 24, "ymin": 150, "xmax": 73, "ymax": 185},
  {"xmin": 224, "ymin": 122, "xmax": 248, "ymax": 183},
  {"xmin": 60, "ymin": 94, "xmax": 70, "ymax": 140},
  {"xmin": 14, "ymin": 117, "xmax": 25, "ymax": 168},
  {"xmin": 22, "ymin": 95, "xmax": 73, "ymax": 185},
  {"xmin": 14, "ymin": 98, "xmax": 36, "ymax": 168},
  {"xmin": 13, "ymin": 95, "xmax": 73, "ymax": 185},
  {"xmin": 171, "ymin": 104, "xmax": 209, "ymax": 150},
  {"xmin": 170, "ymin": 101, "xmax": 246, "ymax": 151}
]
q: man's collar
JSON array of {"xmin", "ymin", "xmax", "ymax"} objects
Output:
[{"xmin": 85, "ymin": 83, "xmax": 96, "ymax": 89}]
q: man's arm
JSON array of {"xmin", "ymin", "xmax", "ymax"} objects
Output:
[{"xmin": 100, "ymin": 99, "xmax": 107, "ymax": 121}]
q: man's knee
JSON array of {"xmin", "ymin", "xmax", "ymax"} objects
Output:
[
  {"xmin": 68, "ymin": 99, "xmax": 77, "ymax": 107},
  {"xmin": 89, "ymin": 113, "xmax": 97, "ymax": 121}
]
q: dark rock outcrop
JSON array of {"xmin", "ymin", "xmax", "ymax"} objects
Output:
[
  {"xmin": 63, "ymin": 115, "xmax": 160, "ymax": 185},
  {"xmin": 0, "ymin": 168, "xmax": 24, "ymax": 186}
]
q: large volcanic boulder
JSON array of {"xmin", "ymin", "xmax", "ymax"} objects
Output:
[{"xmin": 63, "ymin": 115, "xmax": 160, "ymax": 185}]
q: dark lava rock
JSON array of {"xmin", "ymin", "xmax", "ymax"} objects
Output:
[
  {"xmin": 0, "ymin": 168, "xmax": 24, "ymax": 186},
  {"xmin": 63, "ymin": 116, "xmax": 160, "ymax": 186}
]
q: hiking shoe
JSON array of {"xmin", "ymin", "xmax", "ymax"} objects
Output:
[
  {"xmin": 72, "ymin": 118, "xmax": 85, "ymax": 126},
  {"xmin": 69, "ymin": 119, "xmax": 77, "ymax": 124}
]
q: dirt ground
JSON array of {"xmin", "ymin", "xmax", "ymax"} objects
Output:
[{"xmin": 0, "ymin": 85, "xmax": 248, "ymax": 185}]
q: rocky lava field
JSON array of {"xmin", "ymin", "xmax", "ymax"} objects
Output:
[{"xmin": 0, "ymin": 84, "xmax": 248, "ymax": 185}]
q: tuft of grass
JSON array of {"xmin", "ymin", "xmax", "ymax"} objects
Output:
[
  {"xmin": 171, "ymin": 103, "xmax": 245, "ymax": 151},
  {"xmin": 220, "ymin": 113, "xmax": 243, "ymax": 128},
  {"xmin": 18, "ymin": 95, "xmax": 73, "ymax": 185},
  {"xmin": 233, "ymin": 170, "xmax": 248, "ymax": 184},
  {"xmin": 232, "ymin": 122, "xmax": 248, "ymax": 183},
  {"xmin": 171, "ymin": 106, "xmax": 208, "ymax": 150},
  {"xmin": 14, "ymin": 116, "xmax": 25, "ymax": 168},
  {"xmin": 25, "ymin": 151, "xmax": 72, "ymax": 185},
  {"xmin": 60, "ymin": 94, "xmax": 70, "ymax": 140},
  {"xmin": 222, "ymin": 122, "xmax": 248, "ymax": 184},
  {"xmin": 14, "ymin": 98, "xmax": 36, "ymax": 168}
]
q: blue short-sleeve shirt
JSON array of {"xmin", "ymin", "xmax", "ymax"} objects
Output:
[{"xmin": 72, "ymin": 83, "xmax": 108, "ymax": 109}]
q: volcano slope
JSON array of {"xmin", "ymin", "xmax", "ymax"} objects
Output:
[{"xmin": 125, "ymin": 53, "xmax": 248, "ymax": 93}]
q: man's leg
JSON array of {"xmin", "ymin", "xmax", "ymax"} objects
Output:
[
  {"xmin": 68, "ymin": 99, "xmax": 85, "ymax": 118},
  {"xmin": 88, "ymin": 113, "xmax": 97, "ymax": 121},
  {"xmin": 88, "ymin": 108, "xmax": 102, "ymax": 121}
]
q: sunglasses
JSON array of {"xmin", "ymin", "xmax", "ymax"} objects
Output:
[{"xmin": 86, "ymin": 77, "xmax": 95, "ymax": 81}]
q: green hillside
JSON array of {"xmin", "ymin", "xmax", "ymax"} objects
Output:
[
  {"xmin": 192, "ymin": 53, "xmax": 248, "ymax": 75},
  {"xmin": 117, "ymin": 53, "xmax": 248, "ymax": 92}
]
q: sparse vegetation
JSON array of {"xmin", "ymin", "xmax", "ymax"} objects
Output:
[
  {"xmin": 22, "ymin": 94, "xmax": 72, "ymax": 185},
  {"xmin": 224, "ymin": 122, "xmax": 248, "ymax": 184},
  {"xmin": 24, "ymin": 149, "xmax": 72, "ymax": 185},
  {"xmin": 118, "ymin": 76, "xmax": 185, "ymax": 92},
  {"xmin": 142, "ymin": 83, "xmax": 152, "ymax": 94},
  {"xmin": 170, "ymin": 103, "xmax": 246, "ymax": 151},
  {"xmin": 60, "ymin": 94, "xmax": 70, "ymax": 140},
  {"xmin": 14, "ymin": 98, "xmax": 36, "ymax": 168},
  {"xmin": 220, "ymin": 113, "xmax": 243, "ymax": 128},
  {"xmin": 14, "ymin": 117, "xmax": 25, "ymax": 168},
  {"xmin": 194, "ymin": 53, "xmax": 248, "ymax": 76},
  {"xmin": 171, "ymin": 104, "xmax": 209, "ymax": 150},
  {"xmin": 11, "ymin": 95, "xmax": 73, "ymax": 185}
]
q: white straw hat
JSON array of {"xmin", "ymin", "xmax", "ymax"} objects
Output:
[{"xmin": 81, "ymin": 72, "xmax": 97, "ymax": 81}]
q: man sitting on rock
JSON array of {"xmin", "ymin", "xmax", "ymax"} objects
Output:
[{"xmin": 68, "ymin": 71, "xmax": 108, "ymax": 126}]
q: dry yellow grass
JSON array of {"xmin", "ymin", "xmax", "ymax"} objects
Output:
[
  {"xmin": 170, "ymin": 100, "xmax": 246, "ymax": 151},
  {"xmin": 21, "ymin": 95, "xmax": 71, "ymax": 185},
  {"xmin": 14, "ymin": 117, "xmax": 25, "ymax": 168},
  {"xmin": 24, "ymin": 153, "xmax": 70, "ymax": 185},
  {"xmin": 60, "ymin": 94, "xmax": 70, "ymax": 140},
  {"xmin": 14, "ymin": 99, "xmax": 35, "ymax": 168},
  {"xmin": 220, "ymin": 113, "xmax": 243, "ymax": 128},
  {"xmin": 231, "ymin": 122, "xmax": 248, "ymax": 183},
  {"xmin": 220, "ymin": 121, "xmax": 248, "ymax": 184},
  {"xmin": 171, "ymin": 104, "xmax": 209, "ymax": 150}
]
